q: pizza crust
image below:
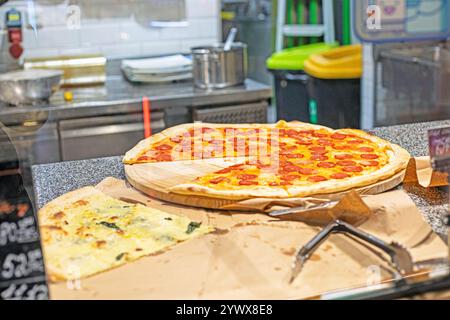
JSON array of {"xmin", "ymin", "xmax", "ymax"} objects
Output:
[{"xmin": 169, "ymin": 184, "xmax": 290, "ymax": 200}]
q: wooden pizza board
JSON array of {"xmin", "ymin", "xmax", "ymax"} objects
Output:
[{"xmin": 124, "ymin": 158, "xmax": 406, "ymax": 212}]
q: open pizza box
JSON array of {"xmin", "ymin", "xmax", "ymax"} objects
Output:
[{"xmin": 47, "ymin": 168, "xmax": 448, "ymax": 300}]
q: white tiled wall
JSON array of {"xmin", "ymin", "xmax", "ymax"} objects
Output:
[{"xmin": 0, "ymin": 0, "xmax": 220, "ymax": 62}]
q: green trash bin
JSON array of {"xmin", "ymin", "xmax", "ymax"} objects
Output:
[
  {"xmin": 266, "ymin": 42, "xmax": 338, "ymax": 122},
  {"xmin": 304, "ymin": 45, "xmax": 362, "ymax": 128}
]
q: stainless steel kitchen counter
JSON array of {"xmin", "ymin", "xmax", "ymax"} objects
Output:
[{"xmin": 0, "ymin": 76, "xmax": 272, "ymax": 125}]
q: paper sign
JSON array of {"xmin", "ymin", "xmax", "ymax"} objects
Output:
[{"xmin": 428, "ymin": 126, "xmax": 450, "ymax": 172}]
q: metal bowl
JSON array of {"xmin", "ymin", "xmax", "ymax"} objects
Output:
[{"xmin": 0, "ymin": 69, "xmax": 63, "ymax": 106}]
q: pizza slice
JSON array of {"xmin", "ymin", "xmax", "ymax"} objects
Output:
[{"xmin": 39, "ymin": 187, "xmax": 213, "ymax": 281}]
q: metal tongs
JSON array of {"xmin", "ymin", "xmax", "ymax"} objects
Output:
[{"xmin": 288, "ymin": 219, "xmax": 414, "ymax": 284}]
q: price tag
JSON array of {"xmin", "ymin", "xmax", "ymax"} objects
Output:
[
  {"xmin": 428, "ymin": 127, "xmax": 450, "ymax": 173},
  {"xmin": 0, "ymin": 198, "xmax": 48, "ymax": 300}
]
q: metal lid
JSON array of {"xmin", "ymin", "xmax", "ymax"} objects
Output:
[{"xmin": 191, "ymin": 42, "xmax": 247, "ymax": 55}]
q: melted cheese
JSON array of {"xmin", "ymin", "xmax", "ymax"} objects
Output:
[{"xmin": 40, "ymin": 192, "xmax": 212, "ymax": 281}]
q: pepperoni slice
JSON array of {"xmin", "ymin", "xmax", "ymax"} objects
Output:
[
  {"xmin": 285, "ymin": 153, "xmax": 305, "ymax": 159},
  {"xmin": 137, "ymin": 155, "xmax": 150, "ymax": 161},
  {"xmin": 209, "ymin": 177, "xmax": 230, "ymax": 184},
  {"xmin": 309, "ymin": 146, "xmax": 326, "ymax": 152},
  {"xmin": 358, "ymin": 147, "xmax": 374, "ymax": 153},
  {"xmin": 296, "ymin": 139, "xmax": 313, "ymax": 146},
  {"xmin": 281, "ymin": 145, "xmax": 298, "ymax": 151},
  {"xmin": 298, "ymin": 168, "xmax": 317, "ymax": 175},
  {"xmin": 280, "ymin": 181, "xmax": 293, "ymax": 186},
  {"xmin": 239, "ymin": 180, "xmax": 259, "ymax": 186},
  {"xmin": 286, "ymin": 129, "xmax": 301, "ymax": 137},
  {"xmin": 311, "ymin": 155, "xmax": 328, "ymax": 161},
  {"xmin": 155, "ymin": 153, "xmax": 172, "ymax": 162},
  {"xmin": 312, "ymin": 132, "xmax": 328, "ymax": 138},
  {"xmin": 331, "ymin": 133, "xmax": 347, "ymax": 140},
  {"xmin": 317, "ymin": 162, "xmax": 337, "ymax": 168},
  {"xmin": 332, "ymin": 144, "xmax": 350, "ymax": 150},
  {"xmin": 347, "ymin": 139, "xmax": 365, "ymax": 144},
  {"xmin": 342, "ymin": 166, "xmax": 364, "ymax": 173},
  {"xmin": 256, "ymin": 161, "xmax": 272, "ymax": 169},
  {"xmin": 282, "ymin": 165, "xmax": 302, "ymax": 172},
  {"xmin": 229, "ymin": 164, "xmax": 246, "ymax": 170},
  {"xmin": 280, "ymin": 148, "xmax": 301, "ymax": 156},
  {"xmin": 331, "ymin": 173, "xmax": 350, "ymax": 179},
  {"xmin": 360, "ymin": 160, "xmax": 379, "ymax": 167},
  {"xmin": 155, "ymin": 144, "xmax": 173, "ymax": 151},
  {"xmin": 361, "ymin": 154, "xmax": 379, "ymax": 159},
  {"xmin": 312, "ymin": 151, "xmax": 328, "ymax": 157},
  {"xmin": 280, "ymin": 160, "xmax": 294, "ymax": 167},
  {"xmin": 298, "ymin": 130, "xmax": 315, "ymax": 135},
  {"xmin": 237, "ymin": 174, "xmax": 257, "ymax": 180},
  {"xmin": 307, "ymin": 176, "xmax": 328, "ymax": 183},
  {"xmin": 269, "ymin": 182, "xmax": 280, "ymax": 186},
  {"xmin": 335, "ymin": 154, "xmax": 353, "ymax": 160},
  {"xmin": 317, "ymin": 139, "xmax": 333, "ymax": 146},
  {"xmin": 201, "ymin": 127, "xmax": 215, "ymax": 134},
  {"xmin": 281, "ymin": 174, "xmax": 299, "ymax": 181},
  {"xmin": 336, "ymin": 160, "xmax": 357, "ymax": 166},
  {"xmin": 170, "ymin": 136, "xmax": 183, "ymax": 143}
]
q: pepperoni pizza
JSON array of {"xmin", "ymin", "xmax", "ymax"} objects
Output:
[{"xmin": 123, "ymin": 121, "xmax": 410, "ymax": 200}]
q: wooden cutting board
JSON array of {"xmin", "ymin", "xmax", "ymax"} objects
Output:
[{"xmin": 124, "ymin": 158, "xmax": 406, "ymax": 212}]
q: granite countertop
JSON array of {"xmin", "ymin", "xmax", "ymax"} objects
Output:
[{"xmin": 32, "ymin": 119, "xmax": 450, "ymax": 238}]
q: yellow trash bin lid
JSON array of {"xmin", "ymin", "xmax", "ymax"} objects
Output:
[{"xmin": 304, "ymin": 45, "xmax": 362, "ymax": 79}]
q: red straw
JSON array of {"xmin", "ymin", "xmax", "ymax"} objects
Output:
[{"xmin": 142, "ymin": 96, "xmax": 151, "ymax": 138}]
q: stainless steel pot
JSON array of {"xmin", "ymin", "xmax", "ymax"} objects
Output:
[
  {"xmin": 191, "ymin": 43, "xmax": 247, "ymax": 90},
  {"xmin": 0, "ymin": 69, "xmax": 63, "ymax": 106}
]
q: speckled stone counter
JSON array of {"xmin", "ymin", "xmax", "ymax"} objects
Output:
[{"xmin": 32, "ymin": 119, "xmax": 450, "ymax": 238}]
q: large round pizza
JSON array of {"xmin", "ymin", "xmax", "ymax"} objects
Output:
[{"xmin": 123, "ymin": 121, "xmax": 410, "ymax": 200}]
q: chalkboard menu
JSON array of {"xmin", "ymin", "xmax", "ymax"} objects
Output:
[{"xmin": 0, "ymin": 198, "xmax": 48, "ymax": 300}]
